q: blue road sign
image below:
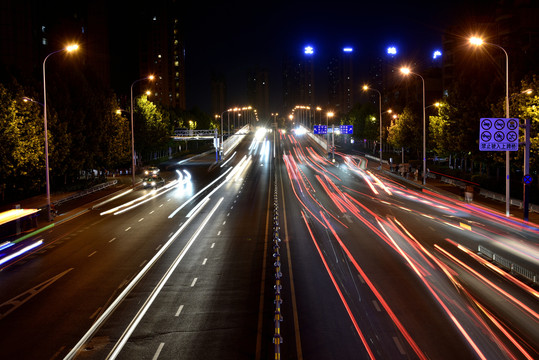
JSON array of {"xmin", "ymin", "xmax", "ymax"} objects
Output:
[
  {"xmin": 523, "ymin": 174, "xmax": 533, "ymax": 185},
  {"xmin": 340, "ymin": 125, "xmax": 353, "ymax": 134},
  {"xmin": 313, "ymin": 125, "xmax": 327, "ymax": 134},
  {"xmin": 479, "ymin": 118, "xmax": 519, "ymax": 151}
]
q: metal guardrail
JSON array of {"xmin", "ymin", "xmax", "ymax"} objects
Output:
[
  {"xmin": 272, "ymin": 173, "xmax": 283, "ymax": 358},
  {"xmin": 478, "ymin": 188, "xmax": 538, "ymax": 212},
  {"xmin": 53, "ymin": 180, "xmax": 118, "ymax": 206},
  {"xmin": 478, "ymin": 245, "xmax": 537, "ymax": 284},
  {"xmin": 172, "ymin": 129, "xmax": 217, "ymax": 139}
]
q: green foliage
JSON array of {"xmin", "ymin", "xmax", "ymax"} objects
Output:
[
  {"xmin": 429, "ymin": 100, "xmax": 459, "ymax": 156},
  {"xmin": 0, "ymin": 82, "xmax": 45, "ymax": 198},
  {"xmin": 346, "ymin": 102, "xmax": 378, "ymax": 140},
  {"xmin": 508, "ymin": 75, "xmax": 539, "ymax": 172},
  {"xmin": 134, "ymin": 95, "xmax": 170, "ymax": 154},
  {"xmin": 387, "ymin": 107, "xmax": 421, "ymax": 157}
]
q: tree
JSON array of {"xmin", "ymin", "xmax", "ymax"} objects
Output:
[
  {"xmin": 387, "ymin": 107, "xmax": 421, "ymax": 158},
  {"xmin": 134, "ymin": 95, "xmax": 170, "ymax": 155},
  {"xmin": 346, "ymin": 102, "xmax": 377, "ymax": 140},
  {"xmin": 0, "ymin": 82, "xmax": 46, "ymax": 199},
  {"xmin": 509, "ymin": 75, "xmax": 539, "ymax": 173},
  {"xmin": 429, "ymin": 100, "xmax": 459, "ymax": 157}
]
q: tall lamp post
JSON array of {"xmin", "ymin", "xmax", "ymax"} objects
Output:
[
  {"xmin": 400, "ymin": 67, "xmax": 427, "ymax": 185},
  {"xmin": 326, "ymin": 111, "xmax": 334, "ymax": 158},
  {"xmin": 220, "ymin": 109, "xmax": 228, "ymax": 160},
  {"xmin": 130, "ymin": 75, "xmax": 154, "ymax": 187},
  {"xmin": 469, "ymin": 37, "xmax": 511, "ymax": 216},
  {"xmin": 363, "ymin": 85, "xmax": 383, "ymax": 169},
  {"xmin": 42, "ymin": 44, "xmax": 79, "ymax": 221}
]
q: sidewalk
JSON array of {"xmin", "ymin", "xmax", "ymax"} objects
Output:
[
  {"xmin": 379, "ymin": 163, "xmax": 539, "ymax": 225},
  {"xmin": 0, "ymin": 176, "xmax": 133, "ymax": 240}
]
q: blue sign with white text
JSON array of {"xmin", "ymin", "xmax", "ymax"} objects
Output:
[
  {"xmin": 313, "ymin": 125, "xmax": 327, "ymax": 134},
  {"xmin": 340, "ymin": 125, "xmax": 353, "ymax": 134}
]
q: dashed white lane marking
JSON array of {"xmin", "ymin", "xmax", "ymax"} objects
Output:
[
  {"xmin": 222, "ymin": 221, "xmax": 226, "ymax": 225},
  {"xmin": 156, "ymin": 244, "xmax": 162, "ymax": 251},
  {"xmin": 90, "ymin": 307, "xmax": 102, "ymax": 319},
  {"xmin": 149, "ymin": 210, "xmax": 155, "ymax": 214},
  {"xmin": 217, "ymin": 231, "xmax": 221, "ymax": 236},
  {"xmin": 109, "ymin": 238, "xmax": 116, "ymax": 243},
  {"xmin": 138, "ymin": 218, "xmax": 144, "ymax": 222},
  {"xmin": 88, "ymin": 251, "xmax": 97, "ymax": 257},
  {"xmin": 372, "ymin": 300, "xmax": 381, "ymax": 312},
  {"xmin": 211, "ymin": 243, "xmax": 215, "ymax": 248},
  {"xmin": 175, "ymin": 304, "xmax": 184, "ymax": 317},
  {"xmin": 152, "ymin": 342, "xmax": 165, "ymax": 360},
  {"xmin": 393, "ymin": 337, "xmax": 406, "ymax": 355},
  {"xmin": 190, "ymin": 278, "xmax": 197, "ymax": 287},
  {"xmin": 125, "ymin": 227, "xmax": 131, "ymax": 232},
  {"xmin": 140, "ymin": 260, "xmax": 148, "ymax": 268},
  {"xmin": 202, "ymin": 258, "xmax": 207, "ymax": 265}
]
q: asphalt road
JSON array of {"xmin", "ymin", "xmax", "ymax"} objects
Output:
[{"xmin": 0, "ymin": 127, "xmax": 537, "ymax": 360}]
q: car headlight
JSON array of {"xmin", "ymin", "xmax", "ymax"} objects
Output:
[{"xmin": 143, "ymin": 182, "xmax": 147, "ymax": 186}]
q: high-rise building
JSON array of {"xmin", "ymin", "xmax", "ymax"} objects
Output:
[
  {"xmin": 281, "ymin": 46, "xmax": 316, "ymax": 114},
  {"xmin": 442, "ymin": 0, "xmax": 539, "ymax": 99},
  {"xmin": 328, "ymin": 47, "xmax": 356, "ymax": 113},
  {"xmin": 139, "ymin": 0, "xmax": 186, "ymax": 110},
  {"xmin": 247, "ymin": 67, "xmax": 270, "ymax": 121},
  {"xmin": 0, "ymin": 0, "xmax": 110, "ymax": 88},
  {"xmin": 211, "ymin": 72, "xmax": 227, "ymax": 117}
]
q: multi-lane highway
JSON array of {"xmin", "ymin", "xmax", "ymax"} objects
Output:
[{"xmin": 0, "ymin": 126, "xmax": 537, "ymax": 359}]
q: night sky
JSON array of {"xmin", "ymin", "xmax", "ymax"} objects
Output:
[{"xmin": 176, "ymin": 1, "xmax": 493, "ymax": 112}]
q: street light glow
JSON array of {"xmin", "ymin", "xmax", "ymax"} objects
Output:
[
  {"xmin": 66, "ymin": 44, "xmax": 79, "ymax": 52},
  {"xmin": 362, "ymin": 85, "xmax": 369, "ymax": 91},
  {"xmin": 148, "ymin": 75, "xmax": 155, "ymax": 80},
  {"xmin": 469, "ymin": 37, "xmax": 484, "ymax": 46},
  {"xmin": 400, "ymin": 67, "xmax": 411, "ymax": 75},
  {"xmin": 343, "ymin": 47, "xmax": 353, "ymax": 52}
]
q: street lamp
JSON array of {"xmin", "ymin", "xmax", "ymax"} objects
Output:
[
  {"xmin": 130, "ymin": 75, "xmax": 154, "ymax": 187},
  {"xmin": 425, "ymin": 102, "xmax": 440, "ymax": 110},
  {"xmin": 326, "ymin": 111, "xmax": 334, "ymax": 159},
  {"xmin": 400, "ymin": 67, "xmax": 427, "ymax": 185},
  {"xmin": 42, "ymin": 44, "xmax": 79, "ymax": 221},
  {"xmin": 469, "ymin": 36, "xmax": 511, "ymax": 216},
  {"xmin": 220, "ymin": 109, "xmax": 229, "ymax": 159},
  {"xmin": 363, "ymin": 85, "xmax": 383, "ymax": 169}
]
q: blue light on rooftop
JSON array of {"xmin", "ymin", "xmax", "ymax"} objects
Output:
[
  {"xmin": 433, "ymin": 50, "xmax": 442, "ymax": 59},
  {"xmin": 343, "ymin": 47, "xmax": 353, "ymax": 52},
  {"xmin": 304, "ymin": 46, "xmax": 314, "ymax": 55},
  {"xmin": 387, "ymin": 46, "xmax": 397, "ymax": 55}
]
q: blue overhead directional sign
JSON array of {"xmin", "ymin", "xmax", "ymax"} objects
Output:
[
  {"xmin": 340, "ymin": 125, "xmax": 353, "ymax": 134},
  {"xmin": 313, "ymin": 125, "xmax": 327, "ymax": 134}
]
